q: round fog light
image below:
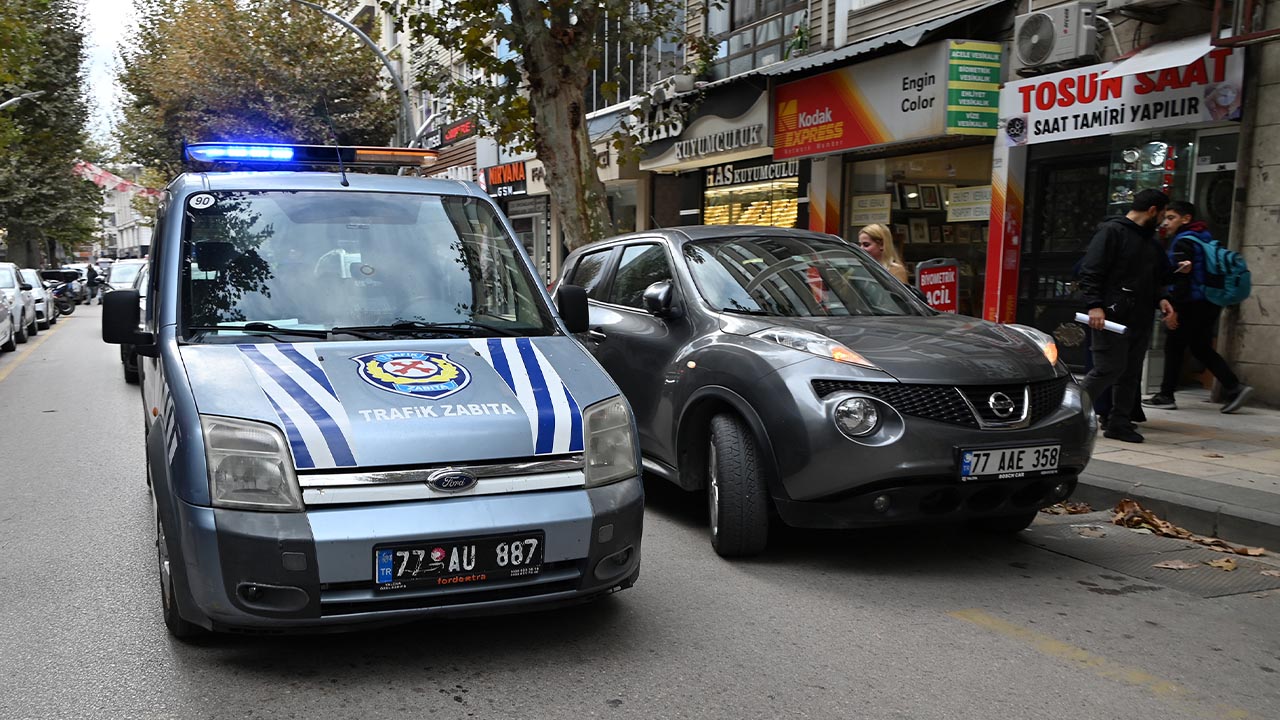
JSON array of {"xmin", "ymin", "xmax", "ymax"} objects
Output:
[
  {"xmin": 834, "ymin": 397, "xmax": 879, "ymax": 439},
  {"xmin": 873, "ymin": 495, "xmax": 891, "ymax": 513}
]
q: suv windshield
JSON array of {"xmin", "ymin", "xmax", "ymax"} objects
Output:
[
  {"xmin": 683, "ymin": 236, "xmax": 927, "ymax": 317},
  {"xmin": 110, "ymin": 262, "xmax": 144, "ymax": 287},
  {"xmin": 0, "ymin": 268, "xmax": 16, "ymax": 289},
  {"xmin": 180, "ymin": 191, "xmax": 554, "ymax": 340}
]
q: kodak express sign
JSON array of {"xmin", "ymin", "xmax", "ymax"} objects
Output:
[{"xmin": 774, "ymin": 40, "xmax": 1001, "ymax": 160}]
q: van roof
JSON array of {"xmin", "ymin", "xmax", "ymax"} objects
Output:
[{"xmin": 168, "ymin": 171, "xmax": 489, "ymax": 198}]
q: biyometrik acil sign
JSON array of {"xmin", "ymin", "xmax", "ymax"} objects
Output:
[{"xmin": 1000, "ymin": 46, "xmax": 1244, "ymax": 145}]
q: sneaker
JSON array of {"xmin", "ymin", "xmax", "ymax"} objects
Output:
[
  {"xmin": 1103, "ymin": 427, "xmax": 1145, "ymax": 443},
  {"xmin": 1221, "ymin": 385, "xmax": 1254, "ymax": 414},
  {"xmin": 1142, "ymin": 394, "xmax": 1177, "ymax": 409}
]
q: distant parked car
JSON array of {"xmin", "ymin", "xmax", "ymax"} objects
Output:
[
  {"xmin": 118, "ymin": 262, "xmax": 149, "ymax": 384},
  {"xmin": 19, "ymin": 268, "xmax": 56, "ymax": 329},
  {"xmin": 0, "ymin": 286, "xmax": 14, "ymax": 352},
  {"xmin": 105, "ymin": 258, "xmax": 146, "ymax": 294},
  {"xmin": 0, "ymin": 262, "xmax": 38, "ymax": 343},
  {"xmin": 557, "ymin": 226, "xmax": 1095, "ymax": 556}
]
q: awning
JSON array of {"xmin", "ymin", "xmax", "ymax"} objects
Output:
[
  {"xmin": 1100, "ymin": 34, "xmax": 1212, "ymax": 79},
  {"xmin": 763, "ymin": 0, "xmax": 1010, "ymax": 77}
]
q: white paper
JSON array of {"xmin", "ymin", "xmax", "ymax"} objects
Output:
[{"xmin": 1075, "ymin": 312, "xmax": 1127, "ymax": 335}]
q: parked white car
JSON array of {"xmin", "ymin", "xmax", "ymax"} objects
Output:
[
  {"xmin": 0, "ymin": 286, "xmax": 14, "ymax": 352},
  {"xmin": 19, "ymin": 268, "xmax": 56, "ymax": 329},
  {"xmin": 0, "ymin": 262, "xmax": 38, "ymax": 344}
]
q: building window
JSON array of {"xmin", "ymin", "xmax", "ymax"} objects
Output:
[{"xmin": 706, "ymin": 1, "xmax": 806, "ymax": 81}]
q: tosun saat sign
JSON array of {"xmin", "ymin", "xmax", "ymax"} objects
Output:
[{"xmin": 1000, "ymin": 46, "xmax": 1244, "ymax": 145}]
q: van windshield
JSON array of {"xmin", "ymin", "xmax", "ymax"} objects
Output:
[{"xmin": 180, "ymin": 191, "xmax": 555, "ymax": 340}]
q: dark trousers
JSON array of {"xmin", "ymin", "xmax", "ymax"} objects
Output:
[
  {"xmin": 1159, "ymin": 300, "xmax": 1239, "ymax": 396},
  {"xmin": 1080, "ymin": 321, "xmax": 1151, "ymax": 431}
]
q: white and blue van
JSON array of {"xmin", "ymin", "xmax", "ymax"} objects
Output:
[{"xmin": 102, "ymin": 143, "xmax": 642, "ymax": 637}]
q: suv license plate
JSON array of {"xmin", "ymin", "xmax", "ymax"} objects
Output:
[
  {"xmin": 960, "ymin": 445, "xmax": 1060, "ymax": 481},
  {"xmin": 374, "ymin": 532, "xmax": 544, "ymax": 592}
]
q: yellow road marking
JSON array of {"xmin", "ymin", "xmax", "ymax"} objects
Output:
[
  {"xmin": 0, "ymin": 315, "xmax": 72, "ymax": 384},
  {"xmin": 949, "ymin": 609, "xmax": 1253, "ymax": 719}
]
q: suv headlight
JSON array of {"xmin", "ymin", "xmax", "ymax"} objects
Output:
[
  {"xmin": 583, "ymin": 397, "xmax": 638, "ymax": 488},
  {"xmin": 201, "ymin": 416, "xmax": 303, "ymax": 511},
  {"xmin": 751, "ymin": 327, "xmax": 877, "ymax": 369},
  {"xmin": 1006, "ymin": 324, "xmax": 1059, "ymax": 366}
]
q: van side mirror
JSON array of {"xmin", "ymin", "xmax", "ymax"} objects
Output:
[
  {"xmin": 556, "ymin": 284, "xmax": 590, "ymax": 334},
  {"xmin": 643, "ymin": 280, "xmax": 677, "ymax": 318},
  {"xmin": 102, "ymin": 289, "xmax": 157, "ymax": 355}
]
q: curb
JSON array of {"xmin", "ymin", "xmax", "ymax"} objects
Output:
[{"xmin": 1075, "ymin": 459, "xmax": 1280, "ymax": 551}]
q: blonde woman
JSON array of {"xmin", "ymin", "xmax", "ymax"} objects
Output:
[{"xmin": 857, "ymin": 224, "xmax": 909, "ymax": 283}]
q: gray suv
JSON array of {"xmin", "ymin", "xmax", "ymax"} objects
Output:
[{"xmin": 557, "ymin": 227, "xmax": 1095, "ymax": 557}]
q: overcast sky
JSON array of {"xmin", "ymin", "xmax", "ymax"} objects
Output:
[{"xmin": 84, "ymin": 0, "xmax": 132, "ymax": 144}]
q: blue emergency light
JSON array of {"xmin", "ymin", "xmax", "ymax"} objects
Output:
[{"xmin": 185, "ymin": 142, "xmax": 437, "ymax": 168}]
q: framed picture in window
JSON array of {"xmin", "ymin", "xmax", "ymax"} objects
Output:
[
  {"xmin": 942, "ymin": 224, "xmax": 955, "ymax": 243},
  {"xmin": 956, "ymin": 224, "xmax": 973, "ymax": 244},
  {"xmin": 899, "ymin": 183, "xmax": 922, "ymax": 210},
  {"xmin": 920, "ymin": 184, "xmax": 942, "ymax": 211},
  {"xmin": 909, "ymin": 217, "xmax": 929, "ymax": 244},
  {"xmin": 929, "ymin": 226, "xmax": 942, "ymax": 244},
  {"xmin": 893, "ymin": 223, "xmax": 910, "ymax": 247}
]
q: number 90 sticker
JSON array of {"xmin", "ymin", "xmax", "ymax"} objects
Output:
[{"xmin": 188, "ymin": 193, "xmax": 216, "ymax": 210}]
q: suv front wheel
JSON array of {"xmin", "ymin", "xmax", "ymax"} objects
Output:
[{"xmin": 707, "ymin": 413, "xmax": 769, "ymax": 557}]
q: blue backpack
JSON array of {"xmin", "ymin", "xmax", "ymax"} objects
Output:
[{"xmin": 1180, "ymin": 233, "xmax": 1251, "ymax": 307}]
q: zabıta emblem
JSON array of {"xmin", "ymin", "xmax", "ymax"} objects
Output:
[{"xmin": 353, "ymin": 351, "xmax": 471, "ymax": 399}]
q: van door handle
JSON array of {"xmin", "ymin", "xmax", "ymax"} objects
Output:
[{"xmin": 587, "ymin": 329, "xmax": 607, "ymax": 342}]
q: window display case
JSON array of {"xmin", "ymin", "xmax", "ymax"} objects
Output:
[{"xmin": 1107, "ymin": 132, "xmax": 1195, "ymax": 212}]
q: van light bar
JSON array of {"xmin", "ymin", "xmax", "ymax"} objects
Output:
[{"xmin": 185, "ymin": 143, "xmax": 438, "ymax": 168}]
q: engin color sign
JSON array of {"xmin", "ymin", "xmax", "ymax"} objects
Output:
[
  {"xmin": 1000, "ymin": 46, "xmax": 1244, "ymax": 145},
  {"xmin": 774, "ymin": 40, "xmax": 1001, "ymax": 160}
]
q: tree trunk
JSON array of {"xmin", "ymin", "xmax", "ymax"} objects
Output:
[{"xmin": 528, "ymin": 89, "xmax": 613, "ymax": 253}]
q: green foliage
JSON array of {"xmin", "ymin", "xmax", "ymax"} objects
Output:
[
  {"xmin": 116, "ymin": 0, "xmax": 401, "ymax": 177},
  {"xmin": 0, "ymin": 0, "xmax": 104, "ymax": 266}
]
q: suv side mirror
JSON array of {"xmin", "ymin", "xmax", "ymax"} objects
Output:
[
  {"xmin": 556, "ymin": 284, "xmax": 590, "ymax": 334},
  {"xmin": 102, "ymin": 289, "xmax": 157, "ymax": 355},
  {"xmin": 643, "ymin": 280, "xmax": 677, "ymax": 318},
  {"xmin": 19, "ymin": 282, "xmax": 33, "ymax": 291}
]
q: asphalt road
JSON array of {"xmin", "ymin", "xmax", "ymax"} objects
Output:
[{"xmin": 1, "ymin": 306, "xmax": 1277, "ymax": 720}]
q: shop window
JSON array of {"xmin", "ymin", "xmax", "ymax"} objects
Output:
[
  {"xmin": 704, "ymin": 177, "xmax": 800, "ymax": 228},
  {"xmin": 608, "ymin": 244, "xmax": 672, "ymax": 309}
]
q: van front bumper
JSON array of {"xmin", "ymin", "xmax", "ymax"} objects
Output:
[{"xmin": 172, "ymin": 478, "xmax": 643, "ymax": 631}]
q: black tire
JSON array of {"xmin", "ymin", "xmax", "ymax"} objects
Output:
[
  {"xmin": 56, "ymin": 300, "xmax": 74, "ymax": 316},
  {"xmin": 972, "ymin": 511, "xmax": 1039, "ymax": 534},
  {"xmin": 1, "ymin": 328, "xmax": 14, "ymax": 352},
  {"xmin": 707, "ymin": 413, "xmax": 770, "ymax": 557},
  {"xmin": 14, "ymin": 320, "xmax": 27, "ymax": 344},
  {"xmin": 27, "ymin": 318, "xmax": 37, "ymax": 337},
  {"xmin": 156, "ymin": 509, "xmax": 203, "ymax": 640},
  {"xmin": 124, "ymin": 352, "xmax": 140, "ymax": 384}
]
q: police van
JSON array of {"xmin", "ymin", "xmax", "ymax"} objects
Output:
[{"xmin": 102, "ymin": 143, "xmax": 642, "ymax": 637}]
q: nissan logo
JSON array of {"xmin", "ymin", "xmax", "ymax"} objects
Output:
[
  {"xmin": 426, "ymin": 470, "xmax": 478, "ymax": 494},
  {"xmin": 988, "ymin": 392, "xmax": 1017, "ymax": 418}
]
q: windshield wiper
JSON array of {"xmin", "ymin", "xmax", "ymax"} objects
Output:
[
  {"xmin": 720, "ymin": 307, "xmax": 778, "ymax": 316},
  {"xmin": 329, "ymin": 320, "xmax": 522, "ymax": 338},
  {"xmin": 187, "ymin": 322, "xmax": 332, "ymax": 340}
]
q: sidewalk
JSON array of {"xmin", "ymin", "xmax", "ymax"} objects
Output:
[{"xmin": 1073, "ymin": 386, "xmax": 1280, "ymax": 551}]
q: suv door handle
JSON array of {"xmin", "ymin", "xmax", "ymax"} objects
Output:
[{"xmin": 587, "ymin": 329, "xmax": 607, "ymax": 342}]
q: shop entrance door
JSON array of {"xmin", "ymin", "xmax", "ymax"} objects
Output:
[
  {"xmin": 1017, "ymin": 154, "xmax": 1110, "ymax": 371},
  {"xmin": 509, "ymin": 213, "xmax": 549, "ymax": 283}
]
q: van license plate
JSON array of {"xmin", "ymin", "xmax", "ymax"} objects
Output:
[
  {"xmin": 374, "ymin": 532, "xmax": 544, "ymax": 591},
  {"xmin": 960, "ymin": 445, "xmax": 1060, "ymax": 481}
]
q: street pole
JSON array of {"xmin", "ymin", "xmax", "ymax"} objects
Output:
[
  {"xmin": 0, "ymin": 91, "xmax": 45, "ymax": 112},
  {"xmin": 286, "ymin": 0, "xmax": 415, "ymax": 147}
]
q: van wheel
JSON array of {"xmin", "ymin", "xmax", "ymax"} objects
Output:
[
  {"xmin": 156, "ymin": 510, "xmax": 203, "ymax": 640},
  {"xmin": 972, "ymin": 511, "xmax": 1039, "ymax": 534},
  {"xmin": 707, "ymin": 413, "xmax": 769, "ymax": 557}
]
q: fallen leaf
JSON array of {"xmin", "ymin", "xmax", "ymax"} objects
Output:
[
  {"xmin": 1262, "ymin": 570, "xmax": 1280, "ymax": 578},
  {"xmin": 1204, "ymin": 453, "xmax": 1225, "ymax": 459},
  {"xmin": 1240, "ymin": 546, "xmax": 1267, "ymax": 557},
  {"xmin": 1207, "ymin": 558, "xmax": 1238, "ymax": 571},
  {"xmin": 1072, "ymin": 525, "xmax": 1108, "ymax": 539},
  {"xmin": 1041, "ymin": 501, "xmax": 1093, "ymax": 516},
  {"xmin": 1112, "ymin": 499, "xmax": 1268, "ymax": 556},
  {"xmin": 1128, "ymin": 528, "xmax": 1154, "ymax": 535},
  {"xmin": 1153, "ymin": 560, "xmax": 1199, "ymax": 570}
]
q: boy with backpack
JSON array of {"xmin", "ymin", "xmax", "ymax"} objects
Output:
[{"xmin": 1144, "ymin": 201, "xmax": 1253, "ymax": 414}]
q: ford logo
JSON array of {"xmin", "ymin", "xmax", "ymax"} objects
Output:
[{"xmin": 426, "ymin": 470, "xmax": 478, "ymax": 494}]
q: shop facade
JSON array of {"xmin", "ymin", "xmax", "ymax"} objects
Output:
[
  {"xmin": 771, "ymin": 39, "xmax": 1002, "ymax": 316},
  {"xmin": 985, "ymin": 39, "xmax": 1246, "ymax": 371},
  {"xmin": 641, "ymin": 80, "xmax": 807, "ymax": 230}
]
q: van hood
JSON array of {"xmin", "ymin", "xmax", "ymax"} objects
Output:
[
  {"xmin": 756, "ymin": 314, "xmax": 1060, "ymax": 385},
  {"xmin": 180, "ymin": 336, "xmax": 617, "ymax": 470}
]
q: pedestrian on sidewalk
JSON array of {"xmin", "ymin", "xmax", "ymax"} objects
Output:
[
  {"xmin": 1143, "ymin": 201, "xmax": 1253, "ymax": 414},
  {"xmin": 1077, "ymin": 189, "xmax": 1189, "ymax": 444}
]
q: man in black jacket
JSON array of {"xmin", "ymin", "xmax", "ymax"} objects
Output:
[{"xmin": 1078, "ymin": 189, "xmax": 1188, "ymax": 443}]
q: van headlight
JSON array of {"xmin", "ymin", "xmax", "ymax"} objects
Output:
[
  {"xmin": 583, "ymin": 397, "xmax": 638, "ymax": 488},
  {"xmin": 201, "ymin": 416, "xmax": 303, "ymax": 511}
]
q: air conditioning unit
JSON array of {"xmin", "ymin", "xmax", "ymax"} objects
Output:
[
  {"xmin": 1013, "ymin": 2, "xmax": 1099, "ymax": 73},
  {"xmin": 648, "ymin": 73, "xmax": 696, "ymax": 104}
]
